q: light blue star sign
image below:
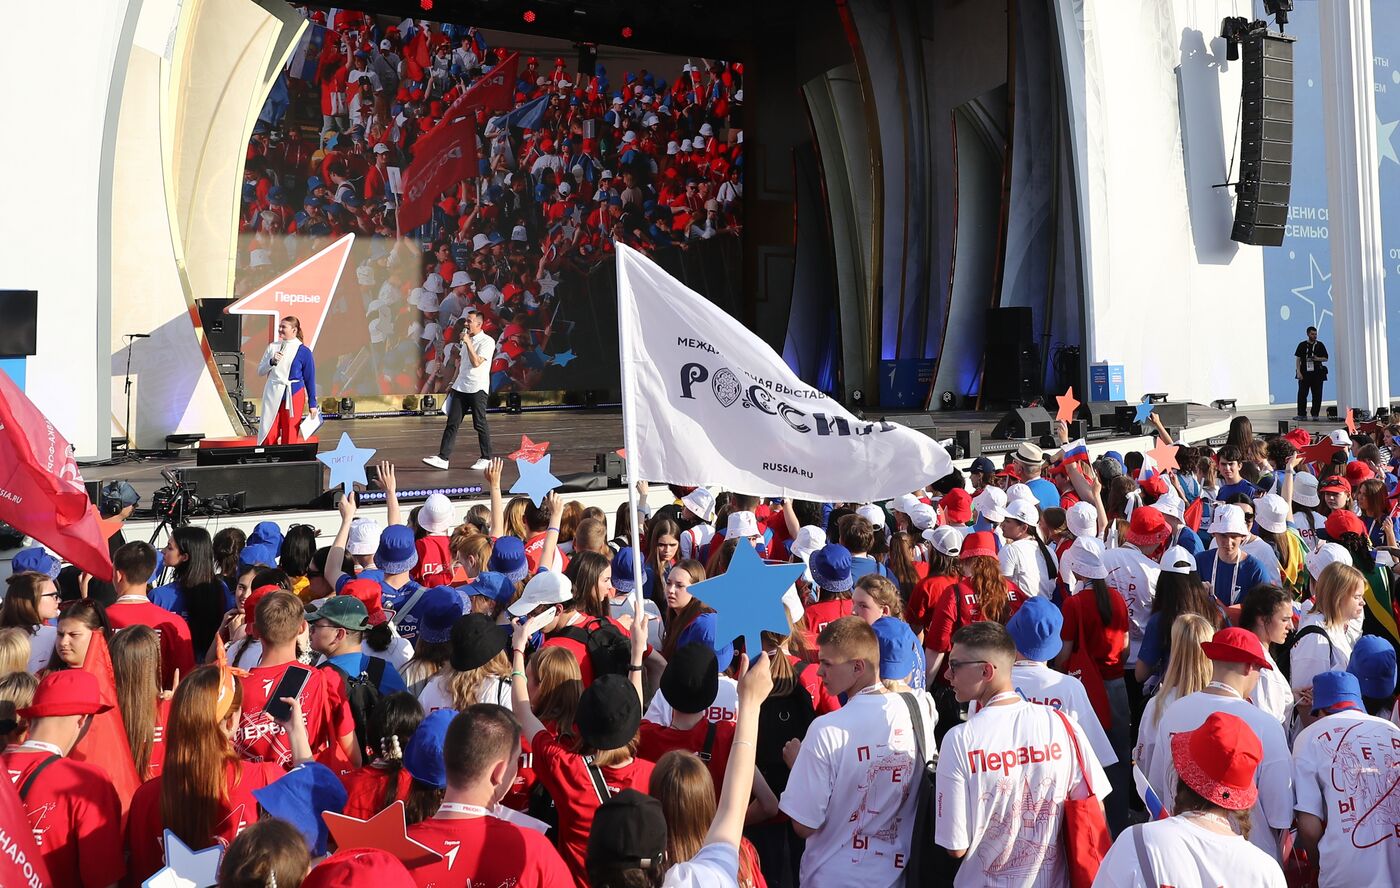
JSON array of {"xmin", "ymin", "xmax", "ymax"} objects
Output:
[
  {"xmin": 1133, "ymin": 400, "xmax": 1155, "ymax": 424},
  {"xmin": 144, "ymin": 828, "xmax": 224, "ymax": 887},
  {"xmin": 687, "ymin": 542, "xmax": 805, "ymax": 657},
  {"xmin": 510, "ymin": 453, "xmax": 561, "ymax": 507},
  {"xmin": 316, "ymin": 432, "xmax": 376, "ymax": 496}
]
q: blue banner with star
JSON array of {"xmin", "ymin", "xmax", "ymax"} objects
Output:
[{"xmin": 1261, "ymin": 0, "xmax": 1400, "ymax": 404}]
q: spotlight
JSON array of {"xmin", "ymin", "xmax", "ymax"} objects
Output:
[
  {"xmin": 1219, "ymin": 15, "xmax": 1251, "ymax": 62},
  {"xmin": 939, "ymin": 391, "xmax": 956, "ymax": 410},
  {"xmin": 522, "ymin": 9, "xmax": 537, "ymax": 24},
  {"xmin": 402, "ymin": 395, "xmax": 420, "ymax": 411},
  {"xmin": 1326, "ymin": 406, "xmax": 1338, "ymax": 419},
  {"xmin": 339, "ymin": 397, "xmax": 356, "ymax": 417},
  {"xmin": 584, "ymin": 390, "xmax": 599, "ymax": 409},
  {"xmin": 240, "ymin": 399, "xmax": 256, "ymax": 416},
  {"xmin": 620, "ymin": 25, "xmax": 634, "ymax": 39},
  {"xmin": 1145, "ymin": 393, "xmax": 1170, "ymax": 404},
  {"xmin": 507, "ymin": 392, "xmax": 523, "ymax": 415},
  {"xmin": 420, "ymin": 0, "xmax": 432, "ymax": 10},
  {"xmin": 1211, "ymin": 398, "xmax": 1238, "ymax": 411},
  {"xmin": 421, "ymin": 395, "xmax": 437, "ymax": 413}
]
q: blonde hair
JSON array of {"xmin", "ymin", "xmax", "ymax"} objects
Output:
[
  {"xmin": 854, "ymin": 575, "xmax": 902, "ymax": 616},
  {"xmin": 530, "ymin": 646, "xmax": 583, "ymax": 744},
  {"xmin": 1157, "ymin": 614, "xmax": 1215, "ymax": 703},
  {"xmin": 0, "ymin": 628, "xmax": 30, "ymax": 676},
  {"xmin": 0, "ymin": 671, "xmax": 37, "ymax": 746},
  {"xmin": 438, "ymin": 650, "xmax": 512, "ymax": 710},
  {"xmin": 1313, "ymin": 562, "xmax": 1366, "ymax": 627},
  {"xmin": 503, "ymin": 497, "xmax": 530, "ymax": 540}
]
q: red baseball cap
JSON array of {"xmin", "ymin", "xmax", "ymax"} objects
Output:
[
  {"xmin": 19, "ymin": 671, "xmax": 112, "ymax": 719},
  {"xmin": 1344, "ymin": 461, "xmax": 1375, "ymax": 487},
  {"xmin": 1169, "ymin": 711, "xmax": 1262, "ymax": 811},
  {"xmin": 1324, "ymin": 509, "xmax": 1367, "ymax": 540},
  {"xmin": 244, "ymin": 584, "xmax": 281, "ymax": 637},
  {"xmin": 1318, "ymin": 475, "xmax": 1352, "ymax": 495},
  {"xmin": 340, "ymin": 579, "xmax": 388, "ymax": 626},
  {"xmin": 302, "ymin": 849, "xmax": 415, "ymax": 888},
  {"xmin": 959, "ymin": 531, "xmax": 998, "ymax": 560},
  {"xmin": 1199, "ymin": 626, "xmax": 1273, "ymax": 671},
  {"xmin": 940, "ymin": 488, "xmax": 972, "ymax": 524}
]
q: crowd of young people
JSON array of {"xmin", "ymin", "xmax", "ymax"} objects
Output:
[{"xmin": 2, "ymin": 412, "xmax": 1399, "ymax": 887}]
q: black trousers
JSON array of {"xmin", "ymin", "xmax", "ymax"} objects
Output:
[
  {"xmin": 1297, "ymin": 374, "xmax": 1324, "ymax": 417},
  {"xmin": 438, "ymin": 389, "xmax": 491, "ymax": 461}
]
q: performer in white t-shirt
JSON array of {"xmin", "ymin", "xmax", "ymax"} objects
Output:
[
  {"xmin": 934, "ymin": 620, "xmax": 1110, "ymax": 888},
  {"xmin": 423, "ymin": 309, "xmax": 495, "ymax": 472},
  {"xmin": 778, "ymin": 616, "xmax": 936, "ymax": 888},
  {"xmin": 1148, "ymin": 627, "xmax": 1293, "ymax": 861},
  {"xmin": 1094, "ymin": 711, "xmax": 1285, "ymax": 887},
  {"xmin": 1292, "ymin": 670, "xmax": 1400, "ymax": 888}
]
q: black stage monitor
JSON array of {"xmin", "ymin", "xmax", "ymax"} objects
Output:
[{"xmin": 0, "ymin": 290, "xmax": 38, "ymax": 356}]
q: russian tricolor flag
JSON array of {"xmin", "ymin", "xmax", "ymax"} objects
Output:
[
  {"xmin": 1061, "ymin": 439, "xmax": 1090, "ymax": 465},
  {"xmin": 1134, "ymin": 764, "xmax": 1170, "ymax": 820}
]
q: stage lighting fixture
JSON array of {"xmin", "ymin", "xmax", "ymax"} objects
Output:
[
  {"xmin": 1219, "ymin": 16, "xmax": 1251, "ymax": 62},
  {"xmin": 240, "ymin": 399, "xmax": 256, "ymax": 416},
  {"xmin": 584, "ymin": 390, "xmax": 599, "ymax": 409},
  {"xmin": 1211, "ymin": 398, "xmax": 1238, "ymax": 411},
  {"xmin": 421, "ymin": 395, "xmax": 437, "ymax": 413},
  {"xmin": 621, "ymin": 25, "xmax": 634, "ymax": 39},
  {"xmin": 522, "ymin": 9, "xmax": 537, "ymax": 24},
  {"xmin": 1145, "ymin": 393, "xmax": 1170, "ymax": 404},
  {"xmin": 420, "ymin": 0, "xmax": 432, "ymax": 10},
  {"xmin": 1326, "ymin": 406, "xmax": 1338, "ymax": 419},
  {"xmin": 507, "ymin": 392, "xmax": 523, "ymax": 415},
  {"xmin": 939, "ymin": 391, "xmax": 956, "ymax": 410},
  {"xmin": 1263, "ymin": 0, "xmax": 1292, "ymax": 27},
  {"xmin": 402, "ymin": 395, "xmax": 419, "ymax": 411},
  {"xmin": 339, "ymin": 397, "xmax": 356, "ymax": 417}
]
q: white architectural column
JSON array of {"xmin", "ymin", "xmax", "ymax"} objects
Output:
[{"xmin": 1319, "ymin": 0, "xmax": 1390, "ymax": 412}]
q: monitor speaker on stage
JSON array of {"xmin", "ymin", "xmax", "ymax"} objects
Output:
[
  {"xmin": 954, "ymin": 429, "xmax": 981, "ymax": 459},
  {"xmin": 177, "ymin": 463, "xmax": 323, "ymax": 511},
  {"xmin": 1231, "ymin": 28, "xmax": 1296, "ymax": 247},
  {"xmin": 198, "ymin": 298, "xmax": 243, "ymax": 354},
  {"xmin": 991, "ymin": 406, "xmax": 1052, "ymax": 441}
]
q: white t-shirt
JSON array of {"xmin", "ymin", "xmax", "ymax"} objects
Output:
[
  {"xmin": 663, "ymin": 841, "xmax": 740, "ymax": 888},
  {"xmin": 1093, "ymin": 817, "xmax": 1286, "ymax": 887},
  {"xmin": 1243, "ymin": 538, "xmax": 1282, "ymax": 577},
  {"xmin": 607, "ymin": 595, "xmax": 663, "ymax": 649},
  {"xmin": 1292, "ymin": 710, "xmax": 1400, "ymax": 888},
  {"xmin": 25, "ymin": 624, "xmax": 56, "ymax": 673},
  {"xmin": 1101, "ymin": 546, "xmax": 1160, "ymax": 661},
  {"xmin": 1288, "ymin": 612, "xmax": 1359, "ymax": 693},
  {"xmin": 1148, "ymin": 690, "xmax": 1293, "ymax": 859},
  {"xmin": 367, "ymin": 630, "xmax": 414, "ymax": 671},
  {"xmin": 999, "ymin": 537, "xmax": 1056, "ymax": 598},
  {"xmin": 1292, "ymin": 511, "xmax": 1324, "ymax": 552},
  {"xmin": 1133, "ymin": 690, "xmax": 1181, "ymax": 779},
  {"xmin": 969, "ymin": 663, "xmax": 1117, "ymax": 767},
  {"xmin": 450, "ymin": 331, "xmax": 495, "ymax": 394},
  {"xmin": 680, "ymin": 524, "xmax": 717, "ymax": 560},
  {"xmin": 645, "ymin": 675, "xmax": 740, "ymax": 727},
  {"xmin": 1251, "ymin": 649, "xmax": 1294, "ymax": 725},
  {"xmin": 935, "ymin": 698, "xmax": 1110, "ymax": 888},
  {"xmin": 416, "ymin": 671, "xmax": 512, "ymax": 714},
  {"xmin": 779, "ymin": 688, "xmax": 937, "ymax": 888}
]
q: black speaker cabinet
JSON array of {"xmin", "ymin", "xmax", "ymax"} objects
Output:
[
  {"xmin": 991, "ymin": 406, "xmax": 1053, "ymax": 440},
  {"xmin": 198, "ymin": 298, "xmax": 243, "ymax": 354},
  {"xmin": 177, "ymin": 463, "xmax": 324, "ymax": 511},
  {"xmin": 1232, "ymin": 29, "xmax": 1296, "ymax": 246}
]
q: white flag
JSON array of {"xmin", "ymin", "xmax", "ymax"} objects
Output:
[{"xmin": 616, "ymin": 243, "xmax": 952, "ymax": 501}]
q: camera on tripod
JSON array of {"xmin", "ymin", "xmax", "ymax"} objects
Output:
[{"xmin": 151, "ymin": 470, "xmax": 201, "ymax": 527}]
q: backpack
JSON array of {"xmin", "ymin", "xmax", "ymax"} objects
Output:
[
  {"xmin": 756, "ymin": 661, "xmax": 815, "ymax": 794},
  {"xmin": 898, "ymin": 692, "xmax": 960, "ymax": 888},
  {"xmin": 325, "ymin": 656, "xmax": 388, "ymax": 758},
  {"xmin": 1278, "ymin": 623, "xmax": 1334, "ymax": 684},
  {"xmin": 553, "ymin": 620, "xmax": 632, "ymax": 679}
]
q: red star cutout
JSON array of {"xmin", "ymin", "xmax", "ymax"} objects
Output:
[
  {"xmin": 506, "ymin": 434, "xmax": 550, "ymax": 463},
  {"xmin": 1346, "ymin": 408, "xmax": 1357, "ymax": 436},
  {"xmin": 1147, "ymin": 436, "xmax": 1179, "ymax": 473},
  {"xmin": 1301, "ymin": 438, "xmax": 1343, "ymax": 468},
  {"xmin": 1055, "ymin": 386, "xmax": 1081, "ymax": 423},
  {"xmin": 616, "ymin": 448, "xmax": 627, "ymax": 460},
  {"xmin": 323, "ymin": 800, "xmax": 442, "ymax": 867}
]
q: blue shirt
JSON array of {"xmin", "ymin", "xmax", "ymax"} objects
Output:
[
  {"xmin": 1194, "ymin": 549, "xmax": 1275, "ymax": 606},
  {"xmin": 150, "ymin": 578, "xmax": 235, "ymax": 619},
  {"xmin": 849, "ymin": 555, "xmax": 892, "ymax": 583},
  {"xmin": 380, "ymin": 578, "xmax": 425, "ymax": 643},
  {"xmin": 1215, "ymin": 481, "xmax": 1257, "ymax": 504},
  {"xmin": 336, "ymin": 568, "xmax": 386, "ymax": 593},
  {"xmin": 1138, "ymin": 611, "xmax": 1168, "ymax": 676},
  {"xmin": 1026, "ymin": 478, "xmax": 1061, "ymax": 514},
  {"xmin": 325, "ymin": 651, "xmax": 407, "ymax": 695}
]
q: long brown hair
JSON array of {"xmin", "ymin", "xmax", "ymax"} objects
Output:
[
  {"xmin": 531, "ymin": 646, "xmax": 583, "ymax": 745},
  {"xmin": 161, "ymin": 665, "xmax": 242, "ymax": 849},
  {"xmin": 1174, "ymin": 780, "xmax": 1252, "ymax": 839},
  {"xmin": 661, "ymin": 560, "xmax": 709, "ymax": 660},
  {"xmin": 0, "ymin": 573, "xmax": 48, "ymax": 634},
  {"xmin": 887, "ymin": 532, "xmax": 921, "ymax": 592},
  {"xmin": 111, "ymin": 625, "xmax": 162, "ymax": 779},
  {"xmin": 647, "ymin": 518, "xmax": 681, "ymax": 581},
  {"xmin": 965, "ymin": 555, "xmax": 1013, "ymax": 623},
  {"xmin": 651, "ymin": 750, "xmax": 760, "ymax": 885},
  {"xmin": 566, "ymin": 550, "xmax": 613, "ymax": 619}
]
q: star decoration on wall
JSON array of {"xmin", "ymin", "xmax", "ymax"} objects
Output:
[
  {"xmin": 686, "ymin": 541, "xmax": 805, "ymax": 656},
  {"xmin": 507, "ymin": 434, "xmax": 550, "ymax": 463},
  {"xmin": 537, "ymin": 270, "xmax": 560, "ymax": 297},
  {"xmin": 550, "ymin": 349, "xmax": 576, "ymax": 367},
  {"xmin": 510, "ymin": 453, "xmax": 561, "ymax": 506},
  {"xmin": 316, "ymin": 432, "xmax": 377, "ymax": 496}
]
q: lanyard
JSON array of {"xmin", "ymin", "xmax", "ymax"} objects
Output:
[
  {"xmin": 4, "ymin": 741, "xmax": 62, "ymax": 756},
  {"xmin": 1206, "ymin": 681, "xmax": 1243, "ymax": 699},
  {"xmin": 975, "ymin": 691, "xmax": 1022, "ymax": 717},
  {"xmin": 1210, "ymin": 556, "xmax": 1240, "ymax": 605},
  {"xmin": 437, "ymin": 802, "xmax": 491, "ymax": 818}
]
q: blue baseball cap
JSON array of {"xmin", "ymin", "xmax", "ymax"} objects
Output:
[
  {"xmin": 487, "ymin": 537, "xmax": 528, "ymax": 584},
  {"xmin": 871, "ymin": 617, "xmax": 919, "ymax": 682},
  {"xmin": 251, "ymin": 763, "xmax": 347, "ymax": 855},
  {"xmin": 611, "ymin": 547, "xmax": 638, "ymax": 594},
  {"xmin": 809, "ymin": 544, "xmax": 853, "ymax": 593},
  {"xmin": 1312, "ymin": 670, "xmax": 1365, "ymax": 715},
  {"xmin": 1005, "ymin": 596, "xmax": 1064, "ymax": 662},
  {"xmin": 417, "ymin": 586, "xmax": 465, "ymax": 645},
  {"xmin": 1347, "ymin": 635, "xmax": 1398, "ymax": 699},
  {"xmin": 405, "ymin": 709, "xmax": 458, "ymax": 788},
  {"xmin": 10, "ymin": 547, "xmax": 60, "ymax": 579},
  {"xmin": 970, "ymin": 457, "xmax": 996, "ymax": 476},
  {"xmin": 376, "ymin": 525, "xmax": 419, "ymax": 576}
]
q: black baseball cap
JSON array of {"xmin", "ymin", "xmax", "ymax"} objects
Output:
[{"xmin": 587, "ymin": 789, "xmax": 667, "ymax": 870}]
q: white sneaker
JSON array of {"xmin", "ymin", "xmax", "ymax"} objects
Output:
[
  {"xmin": 470, "ymin": 458, "xmax": 491, "ymax": 470},
  {"xmin": 422, "ymin": 456, "xmax": 449, "ymax": 470}
]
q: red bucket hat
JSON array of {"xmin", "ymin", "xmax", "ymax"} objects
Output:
[
  {"xmin": 1344, "ymin": 461, "xmax": 1375, "ymax": 488},
  {"xmin": 959, "ymin": 531, "xmax": 998, "ymax": 560},
  {"xmin": 1283, "ymin": 428, "xmax": 1312, "ymax": 450},
  {"xmin": 1200, "ymin": 626, "xmax": 1273, "ymax": 670},
  {"xmin": 340, "ymin": 579, "xmax": 388, "ymax": 626},
  {"xmin": 1169, "ymin": 711, "xmax": 1262, "ymax": 811},
  {"xmin": 940, "ymin": 488, "xmax": 972, "ymax": 524},
  {"xmin": 1123, "ymin": 506, "xmax": 1171, "ymax": 549}
]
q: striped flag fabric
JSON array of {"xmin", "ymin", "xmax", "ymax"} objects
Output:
[
  {"xmin": 1060, "ymin": 439, "xmax": 1090, "ymax": 465},
  {"xmin": 1134, "ymin": 764, "xmax": 1170, "ymax": 820}
]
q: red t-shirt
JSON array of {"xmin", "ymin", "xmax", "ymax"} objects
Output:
[
  {"xmin": 524, "ymin": 531, "xmax": 569, "ymax": 574},
  {"xmin": 2, "ymin": 749, "xmax": 124, "ymax": 888},
  {"xmin": 500, "ymin": 732, "xmax": 537, "ymax": 812},
  {"xmin": 1059, "ymin": 586, "xmax": 1130, "ymax": 680},
  {"xmin": 530, "ymin": 728, "xmax": 655, "ymax": 888},
  {"xmin": 801, "ymin": 598, "xmax": 853, "ymax": 653},
  {"xmin": 786, "ymin": 655, "xmax": 841, "ymax": 714},
  {"xmin": 540, "ymin": 615, "xmax": 636, "ymax": 687},
  {"xmin": 338, "ymin": 764, "xmax": 412, "ymax": 820},
  {"xmin": 126, "ymin": 759, "xmax": 283, "ymax": 885},
  {"xmin": 146, "ymin": 696, "xmax": 172, "ymax": 780},
  {"xmin": 638, "ymin": 718, "xmax": 735, "ymax": 792},
  {"xmin": 905, "ymin": 575, "xmax": 958, "ymax": 636},
  {"xmin": 406, "ymin": 813, "xmax": 573, "ymax": 888},
  {"xmin": 233, "ymin": 662, "xmax": 355, "ymax": 766},
  {"xmin": 106, "ymin": 599, "xmax": 196, "ymax": 690},
  {"xmin": 413, "ymin": 535, "xmax": 455, "ymax": 588},
  {"xmin": 925, "ymin": 580, "xmax": 1028, "ymax": 653}
]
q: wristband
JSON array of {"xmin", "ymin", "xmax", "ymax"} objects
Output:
[
  {"xmin": 627, "ymin": 664, "xmax": 644, "ymax": 672},
  {"xmin": 510, "ymin": 670, "xmax": 527, "ymax": 680},
  {"xmin": 548, "ymin": 526, "xmax": 560, "ymax": 533}
]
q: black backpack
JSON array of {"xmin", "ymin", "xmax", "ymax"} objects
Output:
[
  {"xmin": 1278, "ymin": 623, "xmax": 1335, "ymax": 684},
  {"xmin": 325, "ymin": 656, "xmax": 388, "ymax": 758},
  {"xmin": 756, "ymin": 661, "xmax": 816, "ymax": 794},
  {"xmin": 552, "ymin": 620, "xmax": 632, "ymax": 679}
]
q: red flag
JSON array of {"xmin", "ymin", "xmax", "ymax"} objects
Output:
[
  {"xmin": 0, "ymin": 767, "xmax": 51, "ymax": 887},
  {"xmin": 442, "ymin": 52, "xmax": 519, "ymax": 122},
  {"xmin": 1183, "ymin": 497, "xmax": 1204, "ymax": 533},
  {"xmin": 69, "ymin": 631, "xmax": 142, "ymax": 815},
  {"xmin": 0, "ymin": 372, "xmax": 113, "ymax": 581},
  {"xmin": 397, "ymin": 116, "xmax": 479, "ymax": 233}
]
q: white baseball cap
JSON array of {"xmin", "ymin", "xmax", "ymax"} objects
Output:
[
  {"xmin": 789, "ymin": 525, "xmax": 826, "ymax": 562},
  {"xmin": 726, "ymin": 511, "xmax": 759, "ymax": 539},
  {"xmin": 1306, "ymin": 542, "xmax": 1352, "ymax": 580},
  {"xmin": 1066, "ymin": 501, "xmax": 1098, "ymax": 538},
  {"xmin": 907, "ymin": 503, "xmax": 937, "ymax": 531},
  {"xmin": 782, "ymin": 584, "xmax": 805, "ymax": 623},
  {"xmin": 1006, "ymin": 483, "xmax": 1036, "ymax": 504},
  {"xmin": 373, "ymin": 142, "xmax": 390, "ymax": 154},
  {"xmin": 1328, "ymin": 430, "xmax": 1352, "ymax": 447},
  {"xmin": 419, "ymin": 493, "xmax": 455, "ymax": 534},
  {"xmin": 507, "ymin": 570, "xmax": 573, "ymax": 617},
  {"xmin": 1254, "ymin": 493, "xmax": 1290, "ymax": 534},
  {"xmin": 346, "ymin": 519, "xmax": 383, "ymax": 556},
  {"xmin": 891, "ymin": 494, "xmax": 922, "ymax": 516},
  {"xmin": 856, "ymin": 504, "xmax": 886, "ymax": 529},
  {"xmin": 511, "ymin": 225, "xmax": 528, "ymax": 242},
  {"xmin": 1158, "ymin": 545, "xmax": 1196, "ymax": 575},
  {"xmin": 922, "ymin": 525, "xmax": 963, "ymax": 557},
  {"xmin": 558, "ymin": 181, "xmax": 571, "ymax": 195},
  {"xmin": 681, "ymin": 488, "xmax": 716, "ymax": 523},
  {"xmin": 1003, "ymin": 499, "xmax": 1039, "ymax": 527}
]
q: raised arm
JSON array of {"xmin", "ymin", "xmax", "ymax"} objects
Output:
[
  {"xmin": 508, "ymin": 614, "xmax": 551, "ymax": 741},
  {"xmin": 704, "ymin": 652, "xmax": 772, "ymax": 850},
  {"xmin": 539, "ymin": 491, "xmax": 564, "ymax": 574},
  {"xmin": 628, "ymin": 594, "xmax": 649, "ymax": 703},
  {"xmin": 326, "ymin": 494, "xmax": 357, "ymax": 590},
  {"xmin": 377, "ymin": 461, "xmax": 403, "ymax": 526},
  {"xmin": 486, "ymin": 458, "xmax": 505, "ymax": 538}
]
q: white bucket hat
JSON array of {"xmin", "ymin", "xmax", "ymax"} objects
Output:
[
  {"xmin": 1254, "ymin": 493, "xmax": 1290, "ymax": 534},
  {"xmin": 1154, "ymin": 489, "xmax": 1185, "ymax": 522},
  {"xmin": 1306, "ymin": 542, "xmax": 1352, "ymax": 580},
  {"xmin": 972, "ymin": 486, "xmax": 1007, "ymax": 523},
  {"xmin": 1059, "ymin": 536, "xmax": 1108, "ymax": 583},
  {"xmin": 346, "ymin": 519, "xmax": 383, "ymax": 557},
  {"xmin": 789, "ymin": 525, "xmax": 826, "ymax": 563},
  {"xmin": 1208, "ymin": 504, "xmax": 1249, "ymax": 536},
  {"xmin": 1292, "ymin": 472, "xmax": 1320, "ymax": 508},
  {"xmin": 726, "ymin": 510, "xmax": 759, "ymax": 539},
  {"xmin": 419, "ymin": 493, "xmax": 456, "ymax": 534},
  {"xmin": 1006, "ymin": 483, "xmax": 1036, "ymax": 504},
  {"xmin": 856, "ymin": 504, "xmax": 886, "ymax": 529},
  {"xmin": 681, "ymin": 488, "xmax": 716, "ymax": 523},
  {"xmin": 1066, "ymin": 501, "xmax": 1098, "ymax": 538}
]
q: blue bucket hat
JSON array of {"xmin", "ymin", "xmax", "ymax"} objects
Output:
[
  {"xmin": 10, "ymin": 547, "xmax": 60, "ymax": 579},
  {"xmin": 417, "ymin": 586, "xmax": 465, "ymax": 645},
  {"xmin": 488, "ymin": 537, "xmax": 529, "ymax": 584},
  {"xmin": 611, "ymin": 547, "xmax": 638, "ymax": 594},
  {"xmin": 405, "ymin": 709, "xmax": 458, "ymax": 788},
  {"xmin": 469, "ymin": 571, "xmax": 515, "ymax": 607},
  {"xmin": 1006, "ymin": 596, "xmax": 1064, "ymax": 662},
  {"xmin": 1347, "ymin": 635, "xmax": 1398, "ymax": 699},
  {"xmin": 238, "ymin": 543, "xmax": 279, "ymax": 572},
  {"xmin": 1312, "ymin": 670, "xmax": 1365, "ymax": 715},
  {"xmin": 871, "ymin": 617, "xmax": 920, "ymax": 682},
  {"xmin": 251, "ymin": 763, "xmax": 347, "ymax": 856},
  {"xmin": 248, "ymin": 520, "xmax": 284, "ymax": 551},
  {"xmin": 376, "ymin": 525, "xmax": 419, "ymax": 575},
  {"xmin": 809, "ymin": 544, "xmax": 853, "ymax": 593}
]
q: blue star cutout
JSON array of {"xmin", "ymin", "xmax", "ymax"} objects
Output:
[
  {"xmin": 687, "ymin": 542, "xmax": 805, "ymax": 657},
  {"xmin": 149, "ymin": 827, "xmax": 223, "ymax": 887},
  {"xmin": 510, "ymin": 453, "xmax": 561, "ymax": 506},
  {"xmin": 316, "ymin": 432, "xmax": 376, "ymax": 496},
  {"xmin": 1133, "ymin": 400, "xmax": 1155, "ymax": 424},
  {"xmin": 550, "ymin": 349, "xmax": 576, "ymax": 367}
]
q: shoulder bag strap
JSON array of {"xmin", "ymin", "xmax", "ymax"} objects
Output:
[
  {"xmin": 390, "ymin": 586, "xmax": 429, "ymax": 627},
  {"xmin": 583, "ymin": 756, "xmax": 612, "ymax": 804},
  {"xmin": 17, "ymin": 754, "xmax": 61, "ymax": 801},
  {"xmin": 898, "ymin": 692, "xmax": 927, "ymax": 765},
  {"xmin": 699, "ymin": 720, "xmax": 718, "ymax": 762},
  {"xmin": 1052, "ymin": 707, "xmax": 1091, "ymax": 792},
  {"xmin": 1131, "ymin": 823, "xmax": 1156, "ymax": 884}
]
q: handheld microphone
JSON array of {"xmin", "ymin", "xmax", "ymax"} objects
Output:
[{"xmin": 125, "ymin": 333, "xmax": 152, "ymax": 339}]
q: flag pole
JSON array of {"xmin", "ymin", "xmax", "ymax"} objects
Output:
[{"xmin": 614, "ymin": 242, "xmax": 646, "ymax": 610}]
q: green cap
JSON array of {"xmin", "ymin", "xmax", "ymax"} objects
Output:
[{"xmin": 305, "ymin": 595, "xmax": 370, "ymax": 631}]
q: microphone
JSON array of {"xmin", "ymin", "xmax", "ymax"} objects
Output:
[{"xmin": 125, "ymin": 333, "xmax": 152, "ymax": 339}]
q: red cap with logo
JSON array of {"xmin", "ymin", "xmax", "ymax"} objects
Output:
[
  {"xmin": 1324, "ymin": 509, "xmax": 1367, "ymax": 540},
  {"xmin": 302, "ymin": 849, "xmax": 416, "ymax": 888}
]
